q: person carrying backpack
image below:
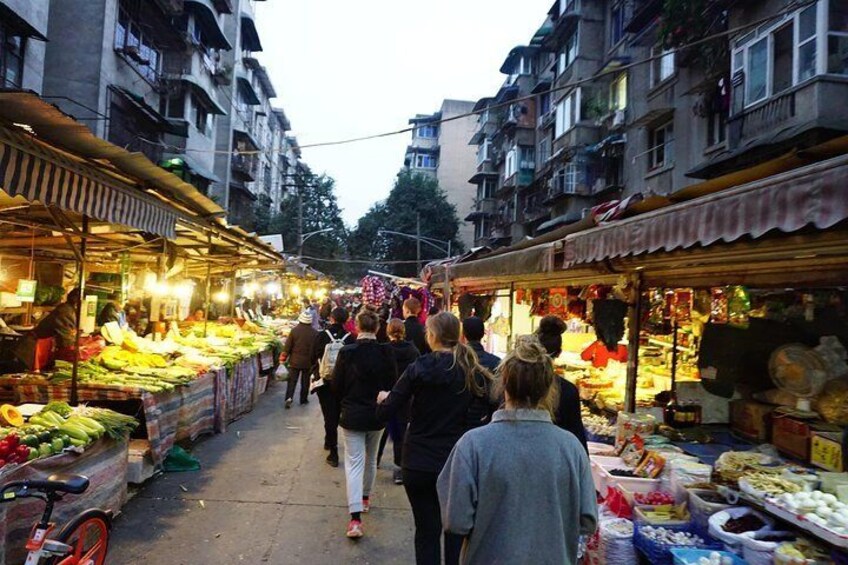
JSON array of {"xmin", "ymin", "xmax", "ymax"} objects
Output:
[{"xmin": 311, "ymin": 307, "xmax": 354, "ymax": 467}]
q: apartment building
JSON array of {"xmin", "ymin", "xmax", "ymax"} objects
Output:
[
  {"xmin": 404, "ymin": 99, "xmax": 479, "ymax": 248},
  {"xmin": 466, "ymin": 0, "xmax": 848, "ymax": 249},
  {"xmin": 0, "ymin": 0, "xmax": 49, "ymax": 92}
]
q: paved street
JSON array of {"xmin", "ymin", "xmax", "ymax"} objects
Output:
[{"xmin": 109, "ymin": 382, "xmax": 415, "ymax": 564}]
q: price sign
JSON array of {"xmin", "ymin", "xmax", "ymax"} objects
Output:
[
  {"xmin": 811, "ymin": 433, "xmax": 844, "ymax": 472},
  {"xmin": 16, "ymin": 279, "xmax": 36, "ymax": 303}
]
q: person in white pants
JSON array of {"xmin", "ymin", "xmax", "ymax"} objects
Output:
[{"xmin": 331, "ymin": 309, "xmax": 398, "ymax": 539}]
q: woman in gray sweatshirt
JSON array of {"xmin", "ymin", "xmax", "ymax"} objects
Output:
[{"xmin": 437, "ymin": 336, "xmax": 598, "ymax": 565}]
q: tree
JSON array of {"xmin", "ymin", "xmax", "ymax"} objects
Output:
[
  {"xmin": 348, "ymin": 171, "xmax": 463, "ymax": 279},
  {"xmin": 256, "ymin": 173, "xmax": 349, "ymax": 281}
]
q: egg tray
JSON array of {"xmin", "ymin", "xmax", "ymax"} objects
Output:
[
  {"xmin": 634, "ymin": 522, "xmax": 723, "ymax": 565},
  {"xmin": 765, "ymin": 498, "xmax": 848, "ymax": 549}
]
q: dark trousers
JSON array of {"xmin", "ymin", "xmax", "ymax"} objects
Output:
[
  {"xmin": 285, "ymin": 367, "xmax": 310, "ymax": 403},
  {"xmin": 377, "ymin": 416, "xmax": 406, "ymax": 466},
  {"xmin": 316, "ymin": 385, "xmax": 338, "ymax": 449},
  {"xmin": 403, "ymin": 468, "xmax": 463, "ymax": 565}
]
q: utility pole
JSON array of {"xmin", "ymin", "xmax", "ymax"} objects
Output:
[
  {"xmin": 416, "ymin": 212, "xmax": 421, "ymax": 273},
  {"xmin": 297, "ymin": 185, "xmax": 304, "ymax": 257}
]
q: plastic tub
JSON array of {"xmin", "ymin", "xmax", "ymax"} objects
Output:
[
  {"xmin": 670, "ymin": 548, "xmax": 746, "ymax": 565},
  {"xmin": 598, "ymin": 464, "xmax": 662, "ymax": 496},
  {"xmin": 634, "ymin": 522, "xmax": 721, "ymax": 565},
  {"xmin": 688, "ymin": 489, "xmax": 733, "ymax": 536}
]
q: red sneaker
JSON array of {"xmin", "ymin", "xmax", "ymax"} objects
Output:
[
  {"xmin": 346, "ymin": 519, "xmax": 364, "ymax": 539},
  {"xmin": 362, "ymin": 498, "xmax": 371, "ymax": 513}
]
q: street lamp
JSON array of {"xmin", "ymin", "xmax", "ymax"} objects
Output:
[
  {"xmin": 378, "ymin": 228, "xmax": 452, "ymax": 272},
  {"xmin": 299, "ymin": 227, "xmax": 333, "ymax": 256}
]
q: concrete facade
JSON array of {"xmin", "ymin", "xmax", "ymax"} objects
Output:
[
  {"xmin": 37, "ymin": 0, "xmax": 304, "ymax": 232},
  {"xmin": 1, "ymin": 0, "xmax": 49, "ymax": 93},
  {"xmin": 466, "ymin": 0, "xmax": 848, "ymax": 249},
  {"xmin": 404, "ymin": 99, "xmax": 478, "ymax": 249}
]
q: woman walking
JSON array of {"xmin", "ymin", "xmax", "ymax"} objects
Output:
[
  {"xmin": 377, "ymin": 318, "xmax": 420, "ymax": 485},
  {"xmin": 437, "ymin": 336, "xmax": 598, "ymax": 565},
  {"xmin": 536, "ymin": 315, "xmax": 588, "ymax": 450},
  {"xmin": 377, "ymin": 312, "xmax": 493, "ymax": 565},
  {"xmin": 332, "ymin": 310, "xmax": 397, "ymax": 539}
]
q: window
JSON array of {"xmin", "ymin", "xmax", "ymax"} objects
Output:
[
  {"xmin": 610, "ymin": 2, "xmax": 625, "ymax": 46},
  {"xmin": 650, "ymin": 45, "xmax": 675, "ymax": 86},
  {"xmin": 164, "ymin": 92, "xmax": 185, "ymax": 119},
  {"xmin": 610, "ymin": 73, "xmax": 627, "ymax": 111},
  {"xmin": 772, "ymin": 24, "xmax": 794, "ymax": 94},
  {"xmin": 558, "ymin": 31, "xmax": 578, "ymax": 74},
  {"xmin": 538, "ymin": 136, "xmax": 551, "ymax": 166},
  {"xmin": 828, "ymin": 0, "xmax": 848, "ymax": 74},
  {"xmin": 415, "ymin": 154, "xmax": 437, "ymax": 169},
  {"xmin": 707, "ymin": 104, "xmax": 728, "ymax": 147},
  {"xmin": 0, "ymin": 23, "xmax": 25, "ymax": 88},
  {"xmin": 519, "ymin": 146, "xmax": 535, "ymax": 169},
  {"xmin": 476, "ymin": 138, "xmax": 491, "ymax": 165},
  {"xmin": 555, "ymin": 90, "xmax": 580, "ymax": 137},
  {"xmin": 417, "ymin": 124, "xmax": 438, "ymax": 138},
  {"xmin": 648, "ymin": 121, "xmax": 674, "ymax": 171},
  {"xmin": 478, "ymin": 178, "xmax": 496, "ymax": 200},
  {"xmin": 559, "ymin": 0, "xmax": 577, "ymax": 16},
  {"xmin": 799, "ymin": 5, "xmax": 817, "ymax": 81},
  {"xmin": 115, "ymin": 1, "xmax": 162, "ymax": 83},
  {"xmin": 539, "ymin": 92, "xmax": 551, "ymax": 116},
  {"xmin": 518, "ymin": 55, "xmax": 536, "ymax": 76},
  {"xmin": 192, "ymin": 96, "xmax": 209, "ymax": 135},
  {"xmin": 505, "ymin": 147, "xmax": 518, "ymax": 178}
]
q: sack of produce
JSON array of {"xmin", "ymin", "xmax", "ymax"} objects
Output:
[
  {"xmin": 707, "ymin": 507, "xmax": 774, "ymax": 554},
  {"xmin": 598, "ymin": 518, "xmax": 637, "ymax": 565},
  {"xmin": 740, "ymin": 531, "xmax": 797, "ymax": 565},
  {"xmin": 814, "ymin": 378, "xmax": 848, "ymax": 424}
]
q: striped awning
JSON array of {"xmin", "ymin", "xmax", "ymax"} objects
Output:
[{"xmin": 0, "ymin": 138, "xmax": 178, "ymax": 239}]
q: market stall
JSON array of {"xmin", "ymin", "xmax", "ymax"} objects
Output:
[
  {"xmin": 0, "ymin": 402, "xmax": 137, "ymax": 565},
  {"xmin": 434, "ymin": 152, "xmax": 848, "ymax": 563}
]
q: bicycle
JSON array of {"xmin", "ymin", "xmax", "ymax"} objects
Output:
[{"xmin": 0, "ymin": 473, "xmax": 112, "ymax": 565}]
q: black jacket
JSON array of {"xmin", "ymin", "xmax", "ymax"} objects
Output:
[
  {"xmin": 96, "ymin": 302, "xmax": 122, "ymax": 327},
  {"xmin": 556, "ymin": 378, "xmax": 588, "ymax": 452},
  {"xmin": 388, "ymin": 340, "xmax": 420, "ymax": 422},
  {"xmin": 333, "ymin": 339, "xmax": 397, "ymax": 431},
  {"xmin": 468, "ymin": 341, "xmax": 501, "ymax": 373},
  {"xmin": 311, "ymin": 323, "xmax": 354, "ymax": 376},
  {"xmin": 377, "ymin": 352, "xmax": 481, "ymax": 473},
  {"xmin": 404, "ymin": 316, "xmax": 430, "ymax": 354},
  {"xmin": 283, "ymin": 322, "xmax": 318, "ymax": 370}
]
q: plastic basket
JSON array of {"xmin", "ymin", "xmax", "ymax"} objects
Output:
[
  {"xmin": 688, "ymin": 489, "xmax": 733, "ymax": 537},
  {"xmin": 670, "ymin": 548, "xmax": 746, "ymax": 565},
  {"xmin": 634, "ymin": 522, "xmax": 722, "ymax": 565}
]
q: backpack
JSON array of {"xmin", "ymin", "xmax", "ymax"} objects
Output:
[{"xmin": 319, "ymin": 330, "xmax": 349, "ymax": 380}]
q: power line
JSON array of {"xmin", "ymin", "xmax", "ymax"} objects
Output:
[
  {"xmin": 123, "ymin": 0, "xmax": 810, "ymax": 156},
  {"xmin": 296, "ymin": 255, "xmax": 434, "ymax": 265}
]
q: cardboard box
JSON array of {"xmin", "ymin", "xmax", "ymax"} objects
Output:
[
  {"xmin": 811, "ymin": 431, "xmax": 845, "ymax": 472},
  {"xmin": 772, "ymin": 415, "xmax": 812, "ymax": 460},
  {"xmin": 730, "ymin": 399, "xmax": 774, "ymax": 442}
]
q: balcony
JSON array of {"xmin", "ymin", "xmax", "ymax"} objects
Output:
[
  {"xmin": 231, "ymin": 154, "xmax": 256, "ymax": 181},
  {"xmin": 161, "ymin": 51, "xmax": 227, "ymax": 114},
  {"xmin": 465, "ymin": 198, "xmax": 499, "ymax": 222},
  {"xmin": 552, "ymin": 123, "xmax": 601, "ymax": 157},
  {"xmin": 523, "ymin": 205, "xmax": 550, "ymax": 223},
  {"xmin": 692, "ymin": 78, "xmax": 848, "ymax": 179},
  {"xmin": 623, "ymin": 0, "xmax": 661, "ymax": 35}
]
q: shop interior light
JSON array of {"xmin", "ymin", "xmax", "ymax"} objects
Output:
[
  {"xmin": 305, "ymin": 288, "xmax": 314, "ymax": 298},
  {"xmin": 315, "ymin": 288, "xmax": 327, "ymax": 299},
  {"xmin": 143, "ymin": 272, "xmax": 158, "ymax": 293},
  {"xmin": 174, "ymin": 281, "xmax": 194, "ymax": 301},
  {"xmin": 265, "ymin": 282, "xmax": 281, "ymax": 295},
  {"xmin": 213, "ymin": 290, "xmax": 230, "ymax": 303},
  {"xmin": 290, "ymin": 284, "xmax": 301, "ymax": 296},
  {"xmin": 152, "ymin": 281, "xmax": 170, "ymax": 296}
]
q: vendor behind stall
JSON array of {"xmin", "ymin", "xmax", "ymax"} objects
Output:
[
  {"xmin": 13, "ymin": 288, "xmax": 80, "ymax": 370},
  {"xmin": 96, "ymin": 292, "xmax": 126, "ymax": 328}
]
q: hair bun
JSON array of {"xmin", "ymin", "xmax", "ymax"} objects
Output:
[
  {"xmin": 537, "ymin": 315, "xmax": 566, "ymax": 337},
  {"xmin": 512, "ymin": 335, "xmax": 550, "ymax": 364}
]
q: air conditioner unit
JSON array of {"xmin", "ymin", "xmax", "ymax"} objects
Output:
[{"xmin": 612, "ymin": 110, "xmax": 626, "ymax": 128}]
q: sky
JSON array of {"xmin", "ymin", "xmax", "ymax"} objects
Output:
[{"xmin": 255, "ymin": 0, "xmax": 553, "ymax": 226}]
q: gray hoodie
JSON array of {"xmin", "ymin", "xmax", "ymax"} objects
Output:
[{"xmin": 437, "ymin": 409, "xmax": 598, "ymax": 565}]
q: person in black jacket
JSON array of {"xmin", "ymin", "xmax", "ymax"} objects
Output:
[
  {"xmin": 333, "ymin": 309, "xmax": 398, "ymax": 540},
  {"xmin": 461, "ymin": 316, "xmax": 501, "ymax": 373},
  {"xmin": 536, "ymin": 315, "xmax": 589, "ymax": 452},
  {"xmin": 281, "ymin": 311, "xmax": 318, "ymax": 409},
  {"xmin": 376, "ymin": 312, "xmax": 494, "ymax": 565},
  {"xmin": 403, "ymin": 297, "xmax": 430, "ymax": 354},
  {"xmin": 311, "ymin": 307, "xmax": 354, "ymax": 468},
  {"xmin": 377, "ymin": 318, "xmax": 420, "ymax": 485}
]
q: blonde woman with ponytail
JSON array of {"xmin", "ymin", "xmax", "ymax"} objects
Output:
[
  {"xmin": 376, "ymin": 312, "xmax": 495, "ymax": 565},
  {"xmin": 437, "ymin": 335, "xmax": 598, "ymax": 565}
]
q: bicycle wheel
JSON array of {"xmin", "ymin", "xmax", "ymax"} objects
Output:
[{"xmin": 45, "ymin": 508, "xmax": 111, "ymax": 565}]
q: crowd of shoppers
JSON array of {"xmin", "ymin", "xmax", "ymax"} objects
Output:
[{"xmin": 281, "ymin": 296, "xmax": 597, "ymax": 564}]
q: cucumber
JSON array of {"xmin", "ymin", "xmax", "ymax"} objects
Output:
[{"xmin": 58, "ymin": 424, "xmax": 91, "ymax": 442}]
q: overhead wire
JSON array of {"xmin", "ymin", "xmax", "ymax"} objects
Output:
[{"xmin": 128, "ymin": 0, "xmax": 811, "ymax": 155}]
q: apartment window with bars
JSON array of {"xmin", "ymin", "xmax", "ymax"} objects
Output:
[
  {"xmin": 650, "ymin": 45, "xmax": 675, "ymax": 87},
  {"xmin": 648, "ymin": 121, "xmax": 674, "ymax": 171},
  {"xmin": 0, "ymin": 23, "xmax": 25, "ymax": 89},
  {"xmin": 115, "ymin": 1, "xmax": 162, "ymax": 83}
]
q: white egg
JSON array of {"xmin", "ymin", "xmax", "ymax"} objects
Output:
[
  {"xmin": 818, "ymin": 507, "xmax": 834, "ymax": 518},
  {"xmin": 812, "ymin": 491, "xmax": 823, "ymax": 500},
  {"xmin": 823, "ymin": 493, "xmax": 838, "ymax": 504}
]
